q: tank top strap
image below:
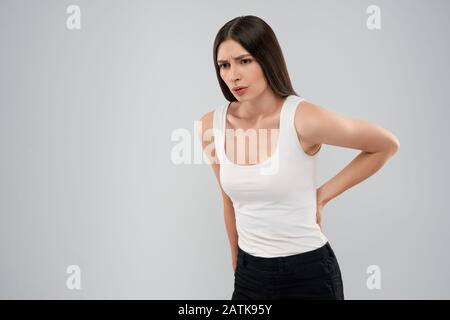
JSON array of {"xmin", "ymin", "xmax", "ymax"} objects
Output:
[
  {"xmin": 212, "ymin": 103, "xmax": 228, "ymax": 165},
  {"xmin": 281, "ymin": 95, "xmax": 307, "ymax": 150}
]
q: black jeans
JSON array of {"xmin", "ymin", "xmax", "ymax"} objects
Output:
[{"xmin": 231, "ymin": 242, "xmax": 344, "ymax": 300}]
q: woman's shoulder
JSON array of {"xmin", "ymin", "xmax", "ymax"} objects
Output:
[
  {"xmin": 198, "ymin": 109, "xmax": 215, "ymax": 127},
  {"xmin": 293, "ymin": 99, "xmax": 321, "ymax": 133},
  {"xmin": 197, "ymin": 110, "xmax": 214, "ymax": 144},
  {"xmin": 293, "ymin": 99, "xmax": 323, "ymax": 156},
  {"xmin": 197, "ymin": 104, "xmax": 225, "ymax": 149}
]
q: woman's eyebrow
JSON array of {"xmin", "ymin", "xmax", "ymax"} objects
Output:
[{"xmin": 217, "ymin": 54, "xmax": 252, "ymax": 64}]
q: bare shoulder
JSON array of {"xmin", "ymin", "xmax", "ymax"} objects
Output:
[
  {"xmin": 294, "ymin": 100, "xmax": 323, "ymax": 128},
  {"xmin": 294, "ymin": 100, "xmax": 323, "ymax": 155},
  {"xmin": 198, "ymin": 110, "xmax": 214, "ymax": 130},
  {"xmin": 197, "ymin": 110, "xmax": 215, "ymax": 147},
  {"xmin": 198, "ymin": 109, "xmax": 229, "ymax": 202},
  {"xmin": 197, "ymin": 109, "xmax": 219, "ymax": 166},
  {"xmin": 294, "ymin": 99, "xmax": 343, "ymax": 138}
]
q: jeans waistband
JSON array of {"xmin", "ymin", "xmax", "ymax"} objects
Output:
[{"xmin": 237, "ymin": 242, "xmax": 334, "ymax": 271}]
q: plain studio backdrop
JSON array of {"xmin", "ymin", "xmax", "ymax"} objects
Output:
[{"xmin": 0, "ymin": 0, "xmax": 449, "ymax": 299}]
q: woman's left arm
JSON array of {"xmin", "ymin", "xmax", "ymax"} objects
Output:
[{"xmin": 296, "ymin": 101, "xmax": 400, "ymax": 209}]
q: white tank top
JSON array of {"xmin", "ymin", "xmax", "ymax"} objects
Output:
[{"xmin": 213, "ymin": 94, "xmax": 328, "ymax": 258}]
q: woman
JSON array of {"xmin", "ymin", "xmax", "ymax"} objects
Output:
[{"xmin": 198, "ymin": 15, "xmax": 400, "ymax": 300}]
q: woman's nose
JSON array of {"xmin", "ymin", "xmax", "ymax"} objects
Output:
[{"xmin": 229, "ymin": 67, "xmax": 241, "ymax": 82}]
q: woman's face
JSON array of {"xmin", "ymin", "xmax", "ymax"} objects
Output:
[{"xmin": 217, "ymin": 39, "xmax": 268, "ymax": 101}]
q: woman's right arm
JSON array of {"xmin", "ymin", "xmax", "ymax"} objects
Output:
[{"xmin": 198, "ymin": 111, "xmax": 239, "ymax": 272}]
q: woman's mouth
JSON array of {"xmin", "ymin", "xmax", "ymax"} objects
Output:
[{"xmin": 233, "ymin": 86, "xmax": 248, "ymax": 96}]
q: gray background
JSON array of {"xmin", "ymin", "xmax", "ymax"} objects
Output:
[{"xmin": 0, "ymin": 0, "xmax": 448, "ymax": 299}]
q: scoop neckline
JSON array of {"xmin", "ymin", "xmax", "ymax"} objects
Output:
[{"xmin": 222, "ymin": 95, "xmax": 292, "ymax": 167}]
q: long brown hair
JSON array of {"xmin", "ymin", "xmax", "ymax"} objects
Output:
[{"xmin": 213, "ymin": 15, "xmax": 299, "ymax": 102}]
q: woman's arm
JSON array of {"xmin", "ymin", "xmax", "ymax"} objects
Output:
[
  {"xmin": 198, "ymin": 111, "xmax": 239, "ymax": 272},
  {"xmin": 295, "ymin": 101, "xmax": 400, "ymax": 208},
  {"xmin": 218, "ymin": 178, "xmax": 239, "ymax": 272}
]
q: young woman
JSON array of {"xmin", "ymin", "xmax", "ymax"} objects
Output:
[{"xmin": 198, "ymin": 15, "xmax": 399, "ymax": 300}]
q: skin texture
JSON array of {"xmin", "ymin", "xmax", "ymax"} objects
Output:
[{"xmin": 199, "ymin": 39, "xmax": 400, "ymax": 272}]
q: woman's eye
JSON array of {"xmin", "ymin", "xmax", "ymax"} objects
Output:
[{"xmin": 219, "ymin": 59, "xmax": 251, "ymax": 69}]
